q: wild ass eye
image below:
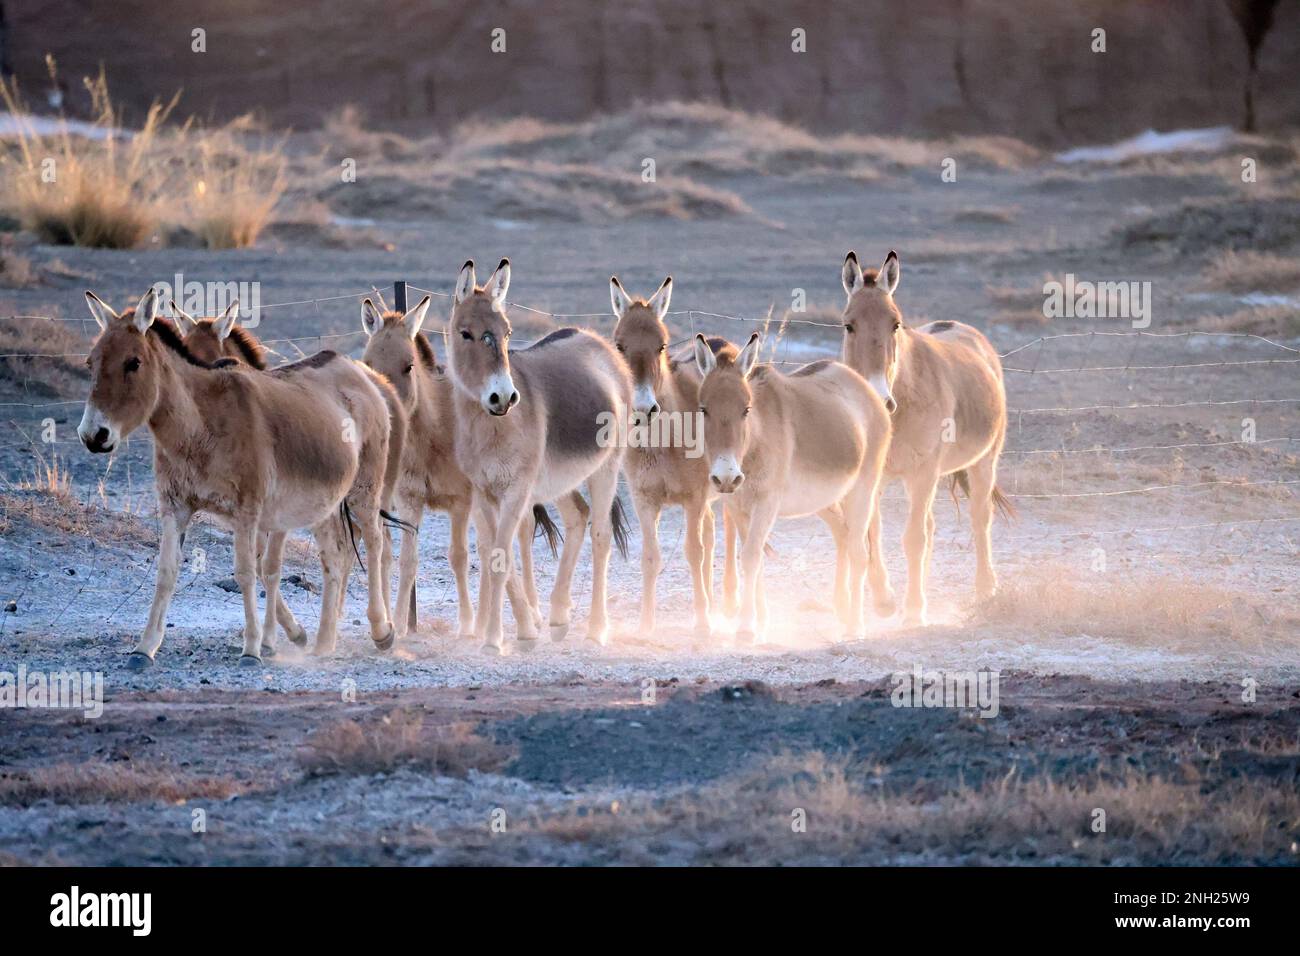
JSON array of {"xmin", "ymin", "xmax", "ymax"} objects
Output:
[
  {"xmin": 615, "ymin": 343, "xmax": 625, "ymax": 353},
  {"xmin": 403, "ymin": 364, "xmax": 414, "ymax": 375},
  {"xmin": 459, "ymin": 330, "xmax": 472, "ymax": 341},
  {"xmin": 658, "ymin": 345, "xmax": 666, "ymax": 353},
  {"xmin": 893, "ymin": 320, "xmax": 902, "ymax": 332},
  {"xmin": 124, "ymin": 356, "xmax": 141, "ymax": 374},
  {"xmin": 845, "ymin": 323, "xmax": 855, "ymax": 334},
  {"xmin": 699, "ymin": 406, "xmax": 707, "ymax": 416},
  {"xmin": 743, "ymin": 406, "xmax": 751, "ymax": 417}
]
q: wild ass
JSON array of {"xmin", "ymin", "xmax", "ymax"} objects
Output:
[
  {"xmin": 610, "ymin": 275, "xmax": 731, "ymax": 636},
  {"xmin": 359, "ymin": 295, "xmax": 477, "ymax": 640},
  {"xmin": 447, "ymin": 259, "xmax": 631, "ymax": 652},
  {"xmin": 79, "ymin": 288, "xmax": 403, "ymax": 668},
  {"xmin": 841, "ymin": 250, "xmax": 1012, "ymax": 625},
  {"xmin": 694, "ymin": 333, "xmax": 890, "ymax": 641}
]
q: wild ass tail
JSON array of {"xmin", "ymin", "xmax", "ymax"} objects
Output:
[
  {"xmin": 532, "ymin": 504, "xmax": 563, "ymax": 559},
  {"xmin": 949, "ymin": 470, "xmax": 1017, "ymax": 522},
  {"xmin": 611, "ymin": 495, "xmax": 630, "ymax": 560},
  {"xmin": 340, "ymin": 500, "xmax": 365, "ymax": 572}
]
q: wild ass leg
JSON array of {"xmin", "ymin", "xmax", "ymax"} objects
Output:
[
  {"xmin": 817, "ymin": 504, "xmax": 850, "ymax": 622},
  {"xmin": 735, "ymin": 501, "xmax": 777, "ymax": 644},
  {"xmin": 632, "ymin": 491, "xmax": 662, "ymax": 635},
  {"xmin": 128, "ymin": 505, "xmax": 193, "ymax": 669},
  {"xmin": 902, "ymin": 470, "xmax": 940, "ymax": 626},
  {"xmin": 312, "ymin": 516, "xmax": 350, "ymax": 655},
  {"xmin": 235, "ymin": 519, "xmax": 265, "ymax": 664},
  {"xmin": 684, "ymin": 495, "xmax": 712, "ymax": 636},
  {"xmin": 471, "ymin": 495, "xmax": 499, "ymax": 643},
  {"xmin": 448, "ymin": 503, "xmax": 475, "ymax": 639},
  {"xmin": 721, "ymin": 506, "xmax": 740, "ymax": 617},
  {"xmin": 867, "ymin": 484, "xmax": 897, "ymax": 617},
  {"xmin": 258, "ymin": 531, "xmax": 288, "ymax": 659},
  {"xmin": 355, "ymin": 505, "xmax": 396, "ymax": 651},
  {"xmin": 516, "ymin": 510, "xmax": 544, "ymax": 631},
  {"xmin": 584, "ymin": 458, "xmax": 622, "ymax": 645},
  {"xmin": 548, "ymin": 491, "xmax": 589, "ymax": 640},
  {"xmin": 702, "ymin": 504, "xmax": 716, "ymax": 604},
  {"xmin": 838, "ymin": 479, "xmax": 879, "ymax": 639},
  {"xmin": 485, "ymin": 487, "xmax": 534, "ymax": 650},
  {"xmin": 965, "ymin": 453, "xmax": 1000, "ymax": 599},
  {"xmin": 392, "ymin": 492, "xmax": 423, "ymax": 641}
]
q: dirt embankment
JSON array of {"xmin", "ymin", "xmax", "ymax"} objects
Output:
[{"xmin": 7, "ymin": 0, "xmax": 1298, "ymax": 145}]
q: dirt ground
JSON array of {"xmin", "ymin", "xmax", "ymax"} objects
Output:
[{"xmin": 1, "ymin": 112, "xmax": 1298, "ymax": 864}]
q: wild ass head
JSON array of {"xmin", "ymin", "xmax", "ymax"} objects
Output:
[
  {"xmin": 610, "ymin": 275, "xmax": 672, "ymax": 417},
  {"xmin": 78, "ymin": 288, "xmax": 173, "ymax": 453},
  {"xmin": 360, "ymin": 295, "xmax": 434, "ymax": 408},
  {"xmin": 174, "ymin": 300, "xmax": 261, "ymax": 367},
  {"xmin": 841, "ymin": 249, "xmax": 902, "ymax": 414},
  {"xmin": 447, "ymin": 258, "xmax": 517, "ymax": 416},
  {"xmin": 694, "ymin": 331, "xmax": 761, "ymax": 494}
]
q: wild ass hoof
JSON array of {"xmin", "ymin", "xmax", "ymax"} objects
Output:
[
  {"xmin": 126, "ymin": 651, "xmax": 154, "ymax": 671},
  {"xmin": 261, "ymin": 641, "xmax": 277, "ymax": 659},
  {"xmin": 480, "ymin": 641, "xmax": 505, "ymax": 657},
  {"xmin": 585, "ymin": 625, "xmax": 609, "ymax": 647},
  {"xmin": 238, "ymin": 654, "xmax": 262, "ymax": 668},
  {"xmin": 372, "ymin": 626, "xmax": 395, "ymax": 652},
  {"xmin": 288, "ymin": 627, "xmax": 308, "ymax": 648},
  {"xmin": 516, "ymin": 637, "xmax": 539, "ymax": 654},
  {"xmin": 549, "ymin": 623, "xmax": 569, "ymax": 641},
  {"xmin": 901, "ymin": 611, "xmax": 928, "ymax": 628},
  {"xmin": 873, "ymin": 592, "xmax": 898, "ymax": 618},
  {"xmin": 735, "ymin": 628, "xmax": 756, "ymax": 645}
]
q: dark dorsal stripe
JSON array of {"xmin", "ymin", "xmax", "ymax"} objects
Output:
[
  {"xmin": 926, "ymin": 320, "xmax": 955, "ymax": 332},
  {"xmin": 525, "ymin": 327, "xmax": 580, "ymax": 350},
  {"xmin": 269, "ymin": 350, "xmax": 339, "ymax": 374},
  {"xmin": 225, "ymin": 325, "xmax": 267, "ymax": 369},
  {"xmin": 138, "ymin": 313, "xmax": 220, "ymax": 369},
  {"xmin": 790, "ymin": 358, "xmax": 835, "ymax": 377}
]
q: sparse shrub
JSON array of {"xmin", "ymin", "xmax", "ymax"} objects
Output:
[{"xmin": 299, "ymin": 710, "xmax": 513, "ymax": 778}]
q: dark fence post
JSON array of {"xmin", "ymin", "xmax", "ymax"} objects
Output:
[{"xmin": 393, "ymin": 279, "xmax": 416, "ymax": 630}]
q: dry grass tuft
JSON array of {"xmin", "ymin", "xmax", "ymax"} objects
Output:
[
  {"xmin": 299, "ymin": 710, "xmax": 514, "ymax": 778},
  {"xmin": 1188, "ymin": 304, "xmax": 1300, "ymax": 338},
  {"xmin": 969, "ymin": 564, "xmax": 1299, "ymax": 651},
  {"xmin": 1196, "ymin": 249, "xmax": 1300, "ymax": 294},
  {"xmin": 0, "ymin": 315, "xmax": 89, "ymax": 398},
  {"xmin": 0, "ymin": 59, "xmax": 285, "ymax": 249},
  {"xmin": 0, "ymin": 763, "xmax": 241, "ymax": 807}
]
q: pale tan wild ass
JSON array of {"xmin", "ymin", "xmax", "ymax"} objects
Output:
[
  {"xmin": 610, "ymin": 275, "xmax": 733, "ymax": 636},
  {"xmin": 694, "ymin": 333, "xmax": 890, "ymax": 641},
  {"xmin": 841, "ymin": 251, "xmax": 1012, "ymax": 625},
  {"xmin": 79, "ymin": 288, "xmax": 403, "ymax": 668},
  {"xmin": 447, "ymin": 259, "xmax": 631, "ymax": 652}
]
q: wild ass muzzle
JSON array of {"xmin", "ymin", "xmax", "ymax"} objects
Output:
[
  {"xmin": 695, "ymin": 333, "xmax": 890, "ymax": 642},
  {"xmin": 610, "ymin": 275, "xmax": 727, "ymax": 636},
  {"xmin": 79, "ymin": 288, "xmax": 403, "ymax": 668},
  {"xmin": 447, "ymin": 258, "xmax": 631, "ymax": 652},
  {"xmin": 841, "ymin": 250, "xmax": 1012, "ymax": 625}
]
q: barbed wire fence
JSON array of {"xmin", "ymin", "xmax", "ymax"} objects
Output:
[{"xmin": 1, "ymin": 279, "xmax": 1297, "ymax": 631}]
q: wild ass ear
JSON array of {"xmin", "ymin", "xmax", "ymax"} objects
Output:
[
  {"xmin": 131, "ymin": 287, "xmax": 160, "ymax": 333},
  {"xmin": 736, "ymin": 332, "xmax": 761, "ymax": 379},
  {"xmin": 169, "ymin": 299, "xmax": 195, "ymax": 329},
  {"xmin": 693, "ymin": 333, "xmax": 716, "ymax": 377},
  {"xmin": 214, "ymin": 301, "xmax": 239, "ymax": 341},
  {"xmin": 878, "ymin": 250, "xmax": 900, "ymax": 296},
  {"xmin": 405, "ymin": 295, "xmax": 432, "ymax": 338},
  {"xmin": 610, "ymin": 276, "xmax": 633, "ymax": 318},
  {"xmin": 362, "ymin": 298, "xmax": 384, "ymax": 336},
  {"xmin": 85, "ymin": 291, "xmax": 118, "ymax": 331},
  {"xmin": 485, "ymin": 257, "xmax": 511, "ymax": 305},
  {"xmin": 454, "ymin": 260, "xmax": 476, "ymax": 305},
  {"xmin": 842, "ymin": 251, "xmax": 865, "ymax": 299},
  {"xmin": 648, "ymin": 276, "xmax": 673, "ymax": 320}
]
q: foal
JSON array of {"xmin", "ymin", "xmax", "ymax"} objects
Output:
[
  {"xmin": 611, "ymin": 276, "xmax": 725, "ymax": 636},
  {"xmin": 841, "ymin": 251, "xmax": 1011, "ymax": 625},
  {"xmin": 447, "ymin": 259, "xmax": 631, "ymax": 652},
  {"xmin": 695, "ymin": 333, "xmax": 890, "ymax": 641},
  {"xmin": 79, "ymin": 288, "xmax": 401, "ymax": 667}
]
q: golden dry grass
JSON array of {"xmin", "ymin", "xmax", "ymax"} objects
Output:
[
  {"xmin": 969, "ymin": 564, "xmax": 1299, "ymax": 651},
  {"xmin": 1197, "ymin": 250, "xmax": 1300, "ymax": 293},
  {"xmin": 485, "ymin": 751, "xmax": 1300, "ymax": 864},
  {"xmin": 0, "ymin": 315, "xmax": 89, "ymax": 398},
  {"xmin": 298, "ymin": 710, "xmax": 514, "ymax": 778},
  {"xmin": 0, "ymin": 59, "xmax": 285, "ymax": 249},
  {"xmin": 0, "ymin": 763, "xmax": 241, "ymax": 807},
  {"xmin": 1190, "ymin": 304, "xmax": 1300, "ymax": 338}
]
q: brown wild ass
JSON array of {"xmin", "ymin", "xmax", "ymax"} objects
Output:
[
  {"xmin": 694, "ymin": 333, "xmax": 890, "ymax": 641},
  {"xmin": 447, "ymin": 259, "xmax": 631, "ymax": 652},
  {"xmin": 79, "ymin": 288, "xmax": 403, "ymax": 668},
  {"xmin": 610, "ymin": 275, "xmax": 730, "ymax": 636},
  {"xmin": 841, "ymin": 250, "xmax": 1012, "ymax": 625},
  {"xmin": 359, "ymin": 295, "xmax": 478, "ymax": 641}
]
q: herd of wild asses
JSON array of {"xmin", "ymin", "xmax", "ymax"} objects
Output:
[{"xmin": 75, "ymin": 252, "xmax": 1010, "ymax": 668}]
